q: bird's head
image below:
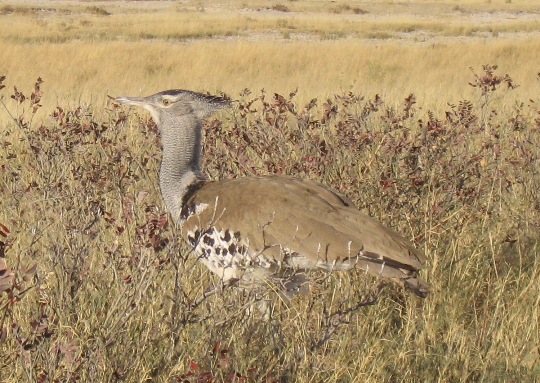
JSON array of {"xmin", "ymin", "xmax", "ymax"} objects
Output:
[{"xmin": 115, "ymin": 89, "xmax": 231, "ymax": 127}]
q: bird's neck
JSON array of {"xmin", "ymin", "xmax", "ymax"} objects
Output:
[{"xmin": 159, "ymin": 114, "xmax": 205, "ymax": 221}]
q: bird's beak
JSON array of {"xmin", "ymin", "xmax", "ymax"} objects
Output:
[
  {"xmin": 114, "ymin": 96, "xmax": 147, "ymax": 106},
  {"xmin": 113, "ymin": 95, "xmax": 161, "ymax": 125}
]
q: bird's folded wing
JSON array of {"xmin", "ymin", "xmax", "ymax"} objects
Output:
[{"xmin": 181, "ymin": 176, "xmax": 426, "ymax": 271}]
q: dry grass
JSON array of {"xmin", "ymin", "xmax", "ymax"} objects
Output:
[
  {"xmin": 1, "ymin": 1, "xmax": 540, "ymax": 381},
  {"xmin": 1, "ymin": 39, "xmax": 540, "ymax": 125},
  {"xmin": 1, "ymin": 64, "xmax": 539, "ymax": 382},
  {"xmin": 0, "ymin": 0, "xmax": 540, "ymax": 122}
]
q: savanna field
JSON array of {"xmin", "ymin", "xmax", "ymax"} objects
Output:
[{"xmin": 1, "ymin": 0, "xmax": 540, "ymax": 382}]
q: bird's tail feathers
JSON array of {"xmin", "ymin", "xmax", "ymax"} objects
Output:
[{"xmin": 355, "ymin": 256, "xmax": 430, "ymax": 298}]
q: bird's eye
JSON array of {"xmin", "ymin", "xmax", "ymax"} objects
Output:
[{"xmin": 162, "ymin": 99, "xmax": 170, "ymax": 106}]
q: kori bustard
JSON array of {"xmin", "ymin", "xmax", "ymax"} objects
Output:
[{"xmin": 115, "ymin": 89, "xmax": 429, "ymax": 299}]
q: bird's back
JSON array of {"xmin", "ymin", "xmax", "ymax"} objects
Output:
[{"xmin": 178, "ymin": 175, "xmax": 429, "ymax": 297}]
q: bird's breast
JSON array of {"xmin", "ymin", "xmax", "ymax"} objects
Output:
[{"xmin": 185, "ymin": 227, "xmax": 276, "ymax": 281}]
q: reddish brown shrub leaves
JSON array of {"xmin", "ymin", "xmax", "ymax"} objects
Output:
[
  {"xmin": 179, "ymin": 341, "xmax": 262, "ymax": 383},
  {"xmin": 0, "ymin": 224, "xmax": 15, "ymax": 294},
  {"xmin": 469, "ymin": 64, "xmax": 518, "ymax": 94},
  {"xmin": 0, "ymin": 257, "xmax": 14, "ymax": 294}
]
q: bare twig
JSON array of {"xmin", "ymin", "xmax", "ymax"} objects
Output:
[{"xmin": 310, "ymin": 286, "xmax": 382, "ymax": 352}]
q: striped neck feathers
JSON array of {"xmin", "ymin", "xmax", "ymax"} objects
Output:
[{"xmin": 158, "ymin": 113, "xmax": 205, "ymax": 221}]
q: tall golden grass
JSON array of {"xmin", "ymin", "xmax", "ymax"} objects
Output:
[
  {"xmin": 1, "ymin": 65, "xmax": 539, "ymax": 382},
  {"xmin": 0, "ymin": 0, "xmax": 539, "ymax": 123},
  {"xmin": 1, "ymin": 1, "xmax": 540, "ymax": 381},
  {"xmin": 2, "ymin": 38, "xmax": 540, "ymax": 122}
]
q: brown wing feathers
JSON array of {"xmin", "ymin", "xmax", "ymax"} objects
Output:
[{"xmin": 182, "ymin": 176, "xmax": 429, "ymax": 296}]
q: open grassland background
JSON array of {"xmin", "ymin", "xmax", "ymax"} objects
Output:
[
  {"xmin": 1, "ymin": 1, "xmax": 540, "ymax": 382},
  {"xmin": 0, "ymin": 0, "xmax": 540, "ymax": 118}
]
